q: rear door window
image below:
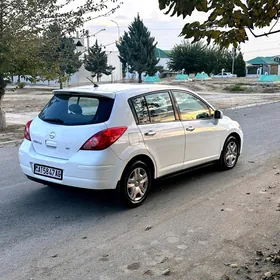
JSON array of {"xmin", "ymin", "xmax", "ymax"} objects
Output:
[
  {"xmin": 145, "ymin": 92, "xmax": 175, "ymax": 123},
  {"xmin": 39, "ymin": 94, "xmax": 114, "ymax": 126},
  {"xmin": 131, "ymin": 91, "xmax": 176, "ymax": 124},
  {"xmin": 131, "ymin": 96, "xmax": 150, "ymax": 124}
]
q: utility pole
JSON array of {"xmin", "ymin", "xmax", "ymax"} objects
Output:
[
  {"xmin": 111, "ymin": 20, "xmax": 122, "ymax": 80},
  {"xmin": 86, "ymin": 30, "xmax": 90, "ymax": 50}
]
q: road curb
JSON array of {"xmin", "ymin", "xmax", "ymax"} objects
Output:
[
  {"xmin": 224, "ymin": 100, "xmax": 280, "ymax": 111},
  {"xmin": 0, "ymin": 139, "xmax": 23, "ymax": 148}
]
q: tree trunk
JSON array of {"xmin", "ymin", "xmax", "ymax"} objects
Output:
[
  {"xmin": 0, "ymin": 87, "xmax": 6, "ymax": 131},
  {"xmin": 138, "ymin": 72, "xmax": 142, "ymax": 83},
  {"xmin": 59, "ymin": 70, "xmax": 65, "ymax": 89}
]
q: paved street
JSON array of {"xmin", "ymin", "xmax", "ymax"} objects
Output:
[{"xmin": 1, "ymin": 103, "xmax": 280, "ymax": 280}]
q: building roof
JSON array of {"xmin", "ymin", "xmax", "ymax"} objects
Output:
[
  {"xmin": 163, "ymin": 50, "xmax": 172, "ymax": 55},
  {"xmin": 247, "ymin": 56, "xmax": 278, "ymax": 65},
  {"xmin": 155, "ymin": 48, "xmax": 170, "ymax": 59}
]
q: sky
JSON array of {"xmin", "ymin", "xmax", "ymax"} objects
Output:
[{"xmin": 81, "ymin": 0, "xmax": 280, "ymax": 61}]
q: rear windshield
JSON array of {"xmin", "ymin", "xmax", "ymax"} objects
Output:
[{"xmin": 39, "ymin": 94, "xmax": 114, "ymax": 126}]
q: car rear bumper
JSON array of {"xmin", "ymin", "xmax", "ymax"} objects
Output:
[{"xmin": 19, "ymin": 140, "xmax": 125, "ymax": 190}]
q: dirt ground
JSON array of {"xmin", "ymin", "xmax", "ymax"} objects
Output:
[
  {"xmin": 1, "ymin": 77, "xmax": 280, "ymax": 145},
  {"xmin": 3, "ymin": 88, "xmax": 52, "ymax": 114},
  {"xmin": 3, "ymin": 77, "xmax": 280, "ymax": 112},
  {"xmin": 0, "ymin": 124, "xmax": 24, "ymax": 145},
  {"xmin": 168, "ymin": 77, "xmax": 280, "ymax": 93}
]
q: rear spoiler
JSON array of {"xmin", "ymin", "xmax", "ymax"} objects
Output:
[{"xmin": 53, "ymin": 90, "xmax": 115, "ymax": 99}]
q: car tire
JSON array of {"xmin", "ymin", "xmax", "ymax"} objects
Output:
[
  {"xmin": 119, "ymin": 160, "xmax": 152, "ymax": 208},
  {"xmin": 219, "ymin": 136, "xmax": 240, "ymax": 170}
]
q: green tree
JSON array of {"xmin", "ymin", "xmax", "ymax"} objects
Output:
[
  {"xmin": 168, "ymin": 41, "xmax": 232, "ymax": 74},
  {"xmin": 0, "ymin": 0, "xmax": 121, "ymax": 130},
  {"xmin": 39, "ymin": 23, "xmax": 82, "ymax": 89},
  {"xmin": 158, "ymin": 0, "xmax": 280, "ymax": 48},
  {"xmin": 84, "ymin": 40, "xmax": 115, "ymax": 82},
  {"xmin": 168, "ymin": 41, "xmax": 207, "ymax": 73},
  {"xmin": 116, "ymin": 14, "xmax": 159, "ymax": 83},
  {"xmin": 8, "ymin": 36, "xmax": 41, "ymax": 84},
  {"xmin": 234, "ymin": 52, "xmax": 246, "ymax": 77},
  {"xmin": 117, "ymin": 33, "xmax": 130, "ymax": 78}
]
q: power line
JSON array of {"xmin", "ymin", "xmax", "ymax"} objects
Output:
[
  {"xmin": 243, "ymin": 47, "xmax": 280, "ymax": 54},
  {"xmin": 100, "ymin": 25, "xmax": 182, "ymax": 31}
]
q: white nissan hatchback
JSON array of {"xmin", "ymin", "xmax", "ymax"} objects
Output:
[{"xmin": 19, "ymin": 84, "xmax": 243, "ymax": 207}]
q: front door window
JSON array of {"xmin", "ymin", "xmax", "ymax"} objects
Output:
[{"xmin": 172, "ymin": 91, "xmax": 213, "ymax": 121}]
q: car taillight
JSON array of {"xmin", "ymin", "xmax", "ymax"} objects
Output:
[
  {"xmin": 80, "ymin": 127, "xmax": 127, "ymax": 151},
  {"xmin": 24, "ymin": 120, "xmax": 33, "ymax": 141}
]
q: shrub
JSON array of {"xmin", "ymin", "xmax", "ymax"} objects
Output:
[
  {"xmin": 224, "ymin": 84, "xmax": 246, "ymax": 92},
  {"xmin": 17, "ymin": 82, "xmax": 26, "ymax": 89}
]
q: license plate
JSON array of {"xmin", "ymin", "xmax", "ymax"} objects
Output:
[{"xmin": 34, "ymin": 164, "xmax": 63, "ymax": 180}]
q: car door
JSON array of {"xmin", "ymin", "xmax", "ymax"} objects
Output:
[
  {"xmin": 172, "ymin": 90, "xmax": 225, "ymax": 169},
  {"xmin": 130, "ymin": 91, "xmax": 185, "ymax": 177}
]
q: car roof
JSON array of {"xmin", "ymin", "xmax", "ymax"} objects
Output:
[
  {"xmin": 54, "ymin": 83, "xmax": 195, "ymax": 99},
  {"xmin": 54, "ymin": 83, "xmax": 215, "ymax": 109}
]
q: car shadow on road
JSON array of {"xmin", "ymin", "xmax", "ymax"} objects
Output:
[
  {"xmin": 150, "ymin": 163, "xmax": 220, "ymax": 196},
  {"xmin": 12, "ymin": 162, "xmax": 237, "ymax": 224},
  {"xmin": 10, "ymin": 183, "xmax": 125, "ymax": 224}
]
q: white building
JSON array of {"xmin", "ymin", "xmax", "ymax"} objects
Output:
[
  {"xmin": 72, "ymin": 50, "xmax": 122, "ymax": 84},
  {"xmin": 155, "ymin": 48, "xmax": 170, "ymax": 70},
  {"xmin": 13, "ymin": 41, "xmax": 170, "ymax": 86}
]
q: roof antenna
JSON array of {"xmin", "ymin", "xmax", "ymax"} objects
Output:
[{"xmin": 86, "ymin": 77, "xmax": 99, "ymax": 88}]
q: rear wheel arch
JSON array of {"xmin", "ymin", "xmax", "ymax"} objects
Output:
[
  {"xmin": 118, "ymin": 156, "xmax": 155, "ymax": 208},
  {"xmin": 122, "ymin": 154, "xmax": 156, "ymax": 180}
]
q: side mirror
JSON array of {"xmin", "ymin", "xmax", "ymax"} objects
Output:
[{"xmin": 214, "ymin": 110, "xmax": 223, "ymax": 119}]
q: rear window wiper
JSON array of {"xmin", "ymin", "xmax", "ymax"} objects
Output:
[{"xmin": 42, "ymin": 118, "xmax": 64, "ymax": 124}]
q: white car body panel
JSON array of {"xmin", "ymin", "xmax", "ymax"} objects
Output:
[
  {"xmin": 19, "ymin": 84, "xmax": 243, "ymax": 190},
  {"xmin": 181, "ymin": 118, "xmax": 225, "ymax": 168},
  {"xmin": 137, "ymin": 121, "xmax": 185, "ymax": 177},
  {"xmin": 19, "ymin": 139, "xmax": 125, "ymax": 190},
  {"xmin": 30, "ymin": 118, "xmax": 107, "ymax": 160}
]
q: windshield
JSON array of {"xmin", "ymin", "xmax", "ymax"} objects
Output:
[{"xmin": 39, "ymin": 94, "xmax": 114, "ymax": 126}]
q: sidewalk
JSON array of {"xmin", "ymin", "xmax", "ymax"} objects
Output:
[{"xmin": 6, "ymin": 112, "xmax": 40, "ymax": 125}]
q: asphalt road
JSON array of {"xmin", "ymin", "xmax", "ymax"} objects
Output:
[{"xmin": 1, "ymin": 102, "xmax": 280, "ymax": 280}]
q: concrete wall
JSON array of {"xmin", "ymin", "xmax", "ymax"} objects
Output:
[
  {"xmin": 246, "ymin": 64, "xmax": 279, "ymax": 76},
  {"xmin": 73, "ymin": 51, "xmax": 122, "ymax": 84},
  {"xmin": 270, "ymin": 65, "xmax": 278, "ymax": 75},
  {"xmin": 13, "ymin": 50, "xmax": 122, "ymax": 86},
  {"xmin": 157, "ymin": 58, "xmax": 169, "ymax": 70},
  {"xmin": 12, "ymin": 50, "xmax": 170, "ymax": 86}
]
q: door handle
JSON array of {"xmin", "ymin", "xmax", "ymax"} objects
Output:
[
  {"xmin": 145, "ymin": 130, "xmax": 157, "ymax": 136},
  {"xmin": 186, "ymin": 126, "xmax": 195, "ymax": 132}
]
